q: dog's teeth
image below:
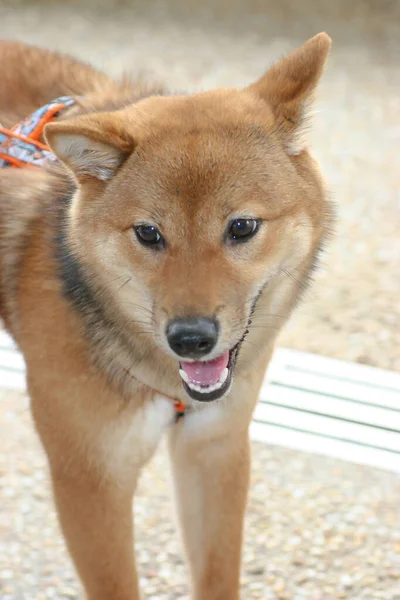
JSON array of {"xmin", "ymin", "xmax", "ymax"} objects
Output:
[
  {"xmin": 185, "ymin": 370, "xmax": 230, "ymax": 395},
  {"xmin": 219, "ymin": 368, "xmax": 229, "ymax": 385},
  {"xmin": 179, "ymin": 369, "xmax": 190, "ymax": 384},
  {"xmin": 187, "ymin": 381, "xmax": 211, "ymax": 393},
  {"xmin": 187, "ymin": 382, "xmax": 201, "ymax": 392}
]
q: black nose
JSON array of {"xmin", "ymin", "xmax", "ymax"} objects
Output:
[{"xmin": 166, "ymin": 317, "xmax": 218, "ymax": 359}]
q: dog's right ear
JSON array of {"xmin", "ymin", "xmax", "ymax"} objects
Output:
[{"xmin": 44, "ymin": 112, "xmax": 135, "ymax": 183}]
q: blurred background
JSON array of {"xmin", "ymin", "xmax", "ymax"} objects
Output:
[
  {"xmin": 0, "ymin": 1, "xmax": 399, "ymax": 599},
  {"xmin": 1, "ymin": 0, "xmax": 399, "ymax": 370}
]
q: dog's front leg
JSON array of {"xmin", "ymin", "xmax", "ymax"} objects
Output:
[
  {"xmin": 50, "ymin": 460, "xmax": 141, "ymax": 600},
  {"xmin": 168, "ymin": 405, "xmax": 252, "ymax": 600},
  {"xmin": 30, "ymin": 383, "xmax": 173, "ymax": 600}
]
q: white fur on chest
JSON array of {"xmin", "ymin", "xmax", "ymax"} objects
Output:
[
  {"xmin": 179, "ymin": 401, "xmax": 228, "ymax": 443},
  {"xmin": 99, "ymin": 395, "xmax": 175, "ymax": 481}
]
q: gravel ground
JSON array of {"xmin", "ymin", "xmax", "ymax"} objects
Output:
[
  {"xmin": 0, "ymin": 0, "xmax": 399, "ymax": 598},
  {"xmin": 1, "ymin": 390, "xmax": 400, "ymax": 600}
]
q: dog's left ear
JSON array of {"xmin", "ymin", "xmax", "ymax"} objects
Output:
[
  {"xmin": 44, "ymin": 112, "xmax": 135, "ymax": 183},
  {"xmin": 246, "ymin": 33, "xmax": 331, "ymax": 154}
]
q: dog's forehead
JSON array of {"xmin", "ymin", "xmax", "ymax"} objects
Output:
[
  {"xmin": 130, "ymin": 88, "xmax": 274, "ymax": 130},
  {"xmin": 118, "ymin": 90, "xmax": 279, "ymax": 191},
  {"xmin": 114, "ymin": 92, "xmax": 292, "ymax": 221},
  {"xmin": 122, "ymin": 128, "xmax": 273, "ymax": 221}
]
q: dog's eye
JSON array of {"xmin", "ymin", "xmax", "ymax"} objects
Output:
[
  {"xmin": 227, "ymin": 219, "xmax": 259, "ymax": 243},
  {"xmin": 134, "ymin": 225, "xmax": 164, "ymax": 248}
]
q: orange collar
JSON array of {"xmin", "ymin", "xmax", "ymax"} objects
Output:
[{"xmin": 0, "ymin": 96, "xmax": 75, "ymax": 168}]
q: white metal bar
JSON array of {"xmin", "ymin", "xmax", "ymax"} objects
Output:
[
  {"xmin": 0, "ymin": 368, "xmax": 25, "ymax": 391},
  {"xmin": 0, "ymin": 330, "xmax": 16, "ymax": 350},
  {"xmin": 265, "ymin": 363, "xmax": 400, "ymax": 411},
  {"xmin": 253, "ymin": 403, "xmax": 400, "ymax": 453},
  {"xmin": 271, "ymin": 348, "xmax": 400, "ymax": 392},
  {"xmin": 250, "ymin": 421, "xmax": 400, "ymax": 473},
  {"xmin": 260, "ymin": 382, "xmax": 400, "ymax": 430},
  {"xmin": 0, "ymin": 349, "xmax": 26, "ymax": 371}
]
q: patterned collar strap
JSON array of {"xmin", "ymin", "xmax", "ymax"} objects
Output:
[{"xmin": 0, "ymin": 95, "xmax": 75, "ymax": 168}]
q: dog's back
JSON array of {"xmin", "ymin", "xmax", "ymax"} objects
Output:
[
  {"xmin": 0, "ymin": 42, "xmax": 86, "ymax": 326},
  {"xmin": 0, "ymin": 40, "xmax": 114, "ymax": 127}
]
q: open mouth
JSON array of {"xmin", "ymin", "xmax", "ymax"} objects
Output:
[{"xmin": 178, "ymin": 344, "xmax": 240, "ymax": 402}]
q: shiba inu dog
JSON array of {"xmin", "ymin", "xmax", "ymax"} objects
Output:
[{"xmin": 0, "ymin": 33, "xmax": 333, "ymax": 599}]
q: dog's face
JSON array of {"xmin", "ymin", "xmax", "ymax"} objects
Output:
[{"xmin": 46, "ymin": 34, "xmax": 332, "ymax": 402}]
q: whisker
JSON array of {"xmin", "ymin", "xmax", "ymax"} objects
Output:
[
  {"xmin": 251, "ymin": 312, "xmax": 288, "ymax": 320},
  {"xmin": 117, "ymin": 301, "xmax": 154, "ymax": 316},
  {"xmin": 282, "ymin": 267, "xmax": 300, "ymax": 285},
  {"xmin": 114, "ymin": 276, "xmax": 132, "ymax": 293},
  {"xmin": 247, "ymin": 324, "xmax": 281, "ymax": 331},
  {"xmin": 241, "ymin": 338, "xmax": 266, "ymax": 352}
]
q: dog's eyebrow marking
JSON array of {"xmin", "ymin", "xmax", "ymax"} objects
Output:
[{"xmin": 139, "ymin": 206, "xmax": 166, "ymax": 223}]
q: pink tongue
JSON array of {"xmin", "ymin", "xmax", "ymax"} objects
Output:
[{"xmin": 181, "ymin": 351, "xmax": 229, "ymax": 385}]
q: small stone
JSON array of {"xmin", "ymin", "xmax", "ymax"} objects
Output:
[
  {"xmin": 60, "ymin": 587, "xmax": 77, "ymax": 598},
  {"xmin": 33, "ymin": 488, "xmax": 46, "ymax": 499},
  {"xmin": 246, "ymin": 566, "xmax": 265, "ymax": 575},
  {"xmin": 340, "ymin": 574, "xmax": 353, "ymax": 588},
  {"xmin": 249, "ymin": 581, "xmax": 264, "ymax": 590},
  {"xmin": 17, "ymin": 465, "xmax": 31, "ymax": 475},
  {"xmin": 2, "ymin": 586, "xmax": 13, "ymax": 594},
  {"xmin": 294, "ymin": 572, "xmax": 309, "ymax": 585},
  {"xmin": 273, "ymin": 579, "xmax": 286, "ymax": 593},
  {"xmin": 292, "ymin": 554, "xmax": 306, "ymax": 566}
]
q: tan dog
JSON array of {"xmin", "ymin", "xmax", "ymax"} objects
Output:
[{"xmin": 0, "ymin": 34, "xmax": 333, "ymax": 599}]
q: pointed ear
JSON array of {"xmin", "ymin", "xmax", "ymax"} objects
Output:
[
  {"xmin": 44, "ymin": 112, "xmax": 135, "ymax": 182},
  {"xmin": 246, "ymin": 33, "xmax": 331, "ymax": 154}
]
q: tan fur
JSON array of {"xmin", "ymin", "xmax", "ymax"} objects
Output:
[{"xmin": 0, "ymin": 35, "xmax": 333, "ymax": 599}]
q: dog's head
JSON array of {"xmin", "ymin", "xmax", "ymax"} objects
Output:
[{"xmin": 45, "ymin": 34, "xmax": 333, "ymax": 402}]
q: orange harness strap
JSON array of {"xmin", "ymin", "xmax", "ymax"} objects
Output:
[{"xmin": 0, "ymin": 96, "xmax": 75, "ymax": 168}]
